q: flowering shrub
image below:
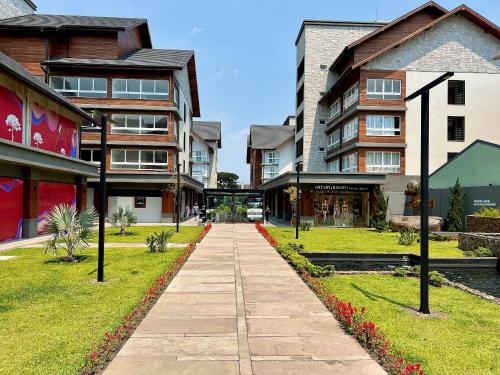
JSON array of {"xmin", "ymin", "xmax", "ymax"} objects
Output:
[
  {"xmin": 255, "ymin": 221, "xmax": 425, "ymax": 375},
  {"xmin": 81, "ymin": 224, "xmax": 212, "ymax": 374}
]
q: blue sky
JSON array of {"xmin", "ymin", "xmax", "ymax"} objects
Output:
[{"xmin": 36, "ymin": 0, "xmax": 499, "ymax": 183}]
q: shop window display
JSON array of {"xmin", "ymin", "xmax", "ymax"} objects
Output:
[{"xmin": 313, "ymin": 191, "xmax": 367, "ymax": 227}]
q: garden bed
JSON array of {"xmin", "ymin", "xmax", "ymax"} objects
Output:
[{"xmin": 89, "ymin": 225, "xmax": 204, "ymax": 244}]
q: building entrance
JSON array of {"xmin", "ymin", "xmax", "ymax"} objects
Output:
[{"xmin": 204, "ymin": 189, "xmax": 264, "ymax": 223}]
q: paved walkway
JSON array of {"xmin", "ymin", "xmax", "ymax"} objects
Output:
[{"xmin": 104, "ymin": 224, "xmax": 385, "ymax": 374}]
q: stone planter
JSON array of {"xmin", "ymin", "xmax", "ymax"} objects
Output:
[
  {"xmin": 389, "ymin": 215, "xmax": 443, "ymax": 232},
  {"xmin": 458, "ymin": 233, "xmax": 500, "ymax": 257},
  {"xmin": 466, "ymin": 215, "xmax": 500, "ymax": 233}
]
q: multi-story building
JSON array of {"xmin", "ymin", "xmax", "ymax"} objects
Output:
[
  {"xmin": 257, "ymin": 2, "xmax": 500, "ymax": 227},
  {"xmin": 0, "ymin": 13, "xmax": 208, "ymax": 222},
  {"xmin": 191, "ymin": 120, "xmax": 221, "ymax": 189},
  {"xmin": 0, "ymin": 51, "xmax": 98, "ymax": 242},
  {"xmin": 247, "ymin": 116, "xmax": 295, "ymax": 188}
]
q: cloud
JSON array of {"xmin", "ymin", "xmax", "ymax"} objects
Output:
[{"xmin": 190, "ymin": 26, "xmax": 203, "ymax": 35}]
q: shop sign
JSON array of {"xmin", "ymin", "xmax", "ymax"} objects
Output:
[
  {"xmin": 312, "ymin": 184, "xmax": 370, "ymax": 192},
  {"xmin": 135, "ymin": 196, "xmax": 146, "ymax": 208}
]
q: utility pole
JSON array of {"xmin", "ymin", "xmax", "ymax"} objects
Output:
[
  {"xmin": 176, "ymin": 161, "xmax": 181, "ymax": 233},
  {"xmin": 96, "ymin": 112, "xmax": 107, "ymax": 283},
  {"xmin": 295, "ymin": 161, "xmax": 302, "ymax": 240},
  {"xmin": 405, "ymin": 72, "xmax": 453, "ymax": 314}
]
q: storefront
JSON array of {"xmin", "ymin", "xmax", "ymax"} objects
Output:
[{"xmin": 260, "ymin": 172, "xmax": 386, "ymax": 228}]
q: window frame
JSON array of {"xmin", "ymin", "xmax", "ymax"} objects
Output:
[
  {"xmin": 328, "ymin": 99, "xmax": 341, "ymax": 120},
  {"xmin": 366, "ymin": 151, "xmax": 401, "ymax": 173},
  {"xmin": 192, "ymin": 150, "xmax": 209, "ymax": 163},
  {"xmin": 81, "ymin": 148, "xmax": 102, "ymax": 164},
  {"xmin": 49, "ymin": 76, "xmax": 107, "ymax": 98},
  {"xmin": 110, "ymin": 149, "xmax": 168, "ymax": 170},
  {"xmin": 448, "ymin": 80, "xmax": 465, "ymax": 105},
  {"xmin": 327, "ymin": 129, "xmax": 340, "ymax": 150},
  {"xmin": 262, "ymin": 165, "xmax": 279, "ymax": 179},
  {"xmin": 112, "ymin": 79, "xmax": 169, "ymax": 100},
  {"xmin": 366, "ymin": 115, "xmax": 401, "ymax": 136},
  {"xmin": 342, "ymin": 152, "xmax": 358, "ymax": 172},
  {"xmin": 263, "ymin": 151, "xmax": 279, "ymax": 165},
  {"xmin": 367, "ymin": 79, "xmax": 401, "ymax": 100},
  {"xmin": 447, "ymin": 116, "xmax": 465, "ymax": 142},
  {"xmin": 343, "ymin": 82, "xmax": 359, "ymax": 110},
  {"xmin": 327, "ymin": 158, "xmax": 340, "ymax": 172},
  {"xmin": 342, "ymin": 117, "xmax": 359, "ymax": 142},
  {"xmin": 110, "ymin": 114, "xmax": 168, "ymax": 135}
]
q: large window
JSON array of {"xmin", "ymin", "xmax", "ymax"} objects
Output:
[
  {"xmin": 327, "ymin": 129, "xmax": 340, "ymax": 150},
  {"xmin": 342, "ymin": 117, "xmax": 358, "ymax": 142},
  {"xmin": 328, "ymin": 99, "xmax": 341, "ymax": 120},
  {"xmin": 343, "ymin": 82, "xmax": 359, "ymax": 110},
  {"xmin": 81, "ymin": 148, "xmax": 101, "ymax": 164},
  {"xmin": 111, "ymin": 114, "xmax": 168, "ymax": 135},
  {"xmin": 112, "ymin": 79, "xmax": 169, "ymax": 100},
  {"xmin": 366, "ymin": 151, "xmax": 401, "ymax": 173},
  {"xmin": 49, "ymin": 76, "xmax": 107, "ymax": 98},
  {"xmin": 192, "ymin": 164, "xmax": 209, "ymax": 178},
  {"xmin": 296, "ymin": 137, "xmax": 303, "ymax": 158},
  {"xmin": 448, "ymin": 116, "xmax": 465, "ymax": 141},
  {"xmin": 110, "ymin": 149, "xmax": 168, "ymax": 170},
  {"xmin": 448, "ymin": 80, "xmax": 465, "ymax": 105},
  {"xmin": 366, "ymin": 115, "xmax": 401, "ymax": 136},
  {"xmin": 342, "ymin": 153, "xmax": 358, "ymax": 172},
  {"xmin": 262, "ymin": 165, "xmax": 279, "ymax": 179},
  {"xmin": 367, "ymin": 79, "xmax": 401, "ymax": 99},
  {"xmin": 192, "ymin": 150, "xmax": 209, "ymax": 163},
  {"xmin": 263, "ymin": 151, "xmax": 279, "ymax": 164},
  {"xmin": 327, "ymin": 158, "xmax": 340, "ymax": 172}
]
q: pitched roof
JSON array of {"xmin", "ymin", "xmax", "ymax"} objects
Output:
[
  {"xmin": 0, "ymin": 51, "xmax": 95, "ymax": 123},
  {"xmin": 193, "ymin": 121, "xmax": 221, "ymax": 148},
  {"xmin": 249, "ymin": 125, "xmax": 295, "ymax": 150},
  {"xmin": 352, "ymin": 4, "xmax": 500, "ymax": 70},
  {"xmin": 0, "ymin": 14, "xmax": 146, "ymax": 30},
  {"xmin": 44, "ymin": 49, "xmax": 194, "ymax": 70}
]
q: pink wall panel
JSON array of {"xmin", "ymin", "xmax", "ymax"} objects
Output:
[
  {"xmin": 0, "ymin": 84, "xmax": 23, "ymax": 144},
  {"xmin": 0, "ymin": 178, "xmax": 24, "ymax": 242},
  {"xmin": 31, "ymin": 103, "xmax": 78, "ymax": 158},
  {"xmin": 38, "ymin": 181, "xmax": 76, "ymax": 234}
]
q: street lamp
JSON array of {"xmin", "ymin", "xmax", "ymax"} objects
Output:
[
  {"xmin": 405, "ymin": 71, "xmax": 454, "ymax": 314},
  {"xmin": 176, "ymin": 161, "xmax": 181, "ymax": 233},
  {"xmin": 295, "ymin": 161, "xmax": 303, "ymax": 240}
]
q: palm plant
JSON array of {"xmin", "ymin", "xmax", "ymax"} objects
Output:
[
  {"xmin": 44, "ymin": 204, "xmax": 97, "ymax": 262},
  {"xmin": 110, "ymin": 205, "xmax": 138, "ymax": 235}
]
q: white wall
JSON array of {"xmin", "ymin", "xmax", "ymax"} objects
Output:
[
  {"xmin": 175, "ymin": 65, "xmax": 194, "ymax": 173},
  {"xmin": 405, "ymin": 71, "xmax": 500, "ymax": 175},
  {"xmin": 108, "ymin": 196, "xmax": 162, "ymax": 223},
  {"xmin": 277, "ymin": 140, "xmax": 295, "ymax": 175},
  {"xmin": 86, "ymin": 187, "xmax": 94, "ymax": 210}
]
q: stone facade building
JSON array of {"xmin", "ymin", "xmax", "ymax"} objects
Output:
[{"xmin": 0, "ymin": 0, "xmax": 35, "ymax": 20}]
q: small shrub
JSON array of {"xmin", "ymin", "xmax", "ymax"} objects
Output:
[
  {"xmin": 474, "ymin": 207, "xmax": 500, "ymax": 218},
  {"xmin": 110, "ymin": 205, "xmax": 137, "ymax": 235},
  {"xmin": 464, "ymin": 246, "xmax": 494, "ymax": 257},
  {"xmin": 408, "ymin": 265, "xmax": 421, "ymax": 276},
  {"xmin": 428, "ymin": 271, "xmax": 446, "ymax": 287},
  {"xmin": 288, "ymin": 242, "xmax": 305, "ymax": 252},
  {"xmin": 299, "ymin": 222, "xmax": 311, "ymax": 231},
  {"xmin": 429, "ymin": 233, "xmax": 451, "ymax": 242},
  {"xmin": 398, "ymin": 228, "xmax": 419, "ymax": 246},
  {"xmin": 146, "ymin": 230, "xmax": 174, "ymax": 253},
  {"xmin": 393, "ymin": 267, "xmax": 408, "ymax": 277}
]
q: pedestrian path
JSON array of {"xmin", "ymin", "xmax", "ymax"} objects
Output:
[{"xmin": 104, "ymin": 224, "xmax": 385, "ymax": 374}]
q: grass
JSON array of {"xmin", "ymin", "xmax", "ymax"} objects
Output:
[
  {"xmin": 267, "ymin": 227, "xmax": 464, "ymax": 258},
  {"xmin": 321, "ymin": 274, "xmax": 500, "ymax": 375},
  {"xmin": 0, "ymin": 245, "xmax": 185, "ymax": 375},
  {"xmin": 89, "ymin": 225, "xmax": 204, "ymax": 244}
]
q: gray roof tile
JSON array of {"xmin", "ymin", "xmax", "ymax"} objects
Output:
[
  {"xmin": 193, "ymin": 121, "xmax": 221, "ymax": 147},
  {"xmin": 249, "ymin": 125, "xmax": 295, "ymax": 150}
]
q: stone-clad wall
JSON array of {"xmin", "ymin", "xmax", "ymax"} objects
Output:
[
  {"xmin": 458, "ymin": 233, "xmax": 500, "ymax": 257},
  {"xmin": 466, "ymin": 216, "xmax": 500, "ymax": 233},
  {"xmin": 0, "ymin": 0, "xmax": 35, "ymax": 19}
]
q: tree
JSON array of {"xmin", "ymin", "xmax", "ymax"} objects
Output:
[
  {"xmin": 44, "ymin": 204, "xmax": 96, "ymax": 262},
  {"xmin": 217, "ymin": 172, "xmax": 239, "ymax": 189},
  {"xmin": 445, "ymin": 178, "xmax": 465, "ymax": 231},
  {"xmin": 110, "ymin": 205, "xmax": 138, "ymax": 234},
  {"xmin": 284, "ymin": 186, "xmax": 297, "ymax": 227},
  {"xmin": 372, "ymin": 185, "xmax": 389, "ymax": 231}
]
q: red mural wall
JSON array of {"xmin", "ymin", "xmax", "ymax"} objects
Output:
[
  {"xmin": 37, "ymin": 182, "xmax": 76, "ymax": 234},
  {"xmin": 0, "ymin": 178, "xmax": 24, "ymax": 242},
  {"xmin": 31, "ymin": 103, "xmax": 78, "ymax": 158},
  {"xmin": 0, "ymin": 84, "xmax": 23, "ymax": 144}
]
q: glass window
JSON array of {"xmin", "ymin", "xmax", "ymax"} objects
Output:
[
  {"xmin": 263, "ymin": 151, "xmax": 279, "ymax": 164},
  {"xmin": 366, "ymin": 151, "xmax": 401, "ymax": 172},
  {"xmin": 111, "ymin": 114, "xmax": 168, "ymax": 135},
  {"xmin": 49, "ymin": 76, "xmax": 107, "ymax": 98},
  {"xmin": 367, "ymin": 79, "xmax": 401, "ymax": 99},
  {"xmin": 81, "ymin": 149, "xmax": 101, "ymax": 164},
  {"xmin": 328, "ymin": 99, "xmax": 341, "ymax": 119},
  {"xmin": 111, "ymin": 149, "xmax": 168, "ymax": 170},
  {"xmin": 448, "ymin": 116, "xmax": 465, "ymax": 141},
  {"xmin": 366, "ymin": 115, "xmax": 401, "ymax": 136},
  {"xmin": 342, "ymin": 117, "xmax": 358, "ymax": 142},
  {"xmin": 262, "ymin": 165, "xmax": 279, "ymax": 179},
  {"xmin": 327, "ymin": 159, "xmax": 340, "ymax": 172},
  {"xmin": 327, "ymin": 129, "xmax": 340, "ymax": 150},
  {"xmin": 112, "ymin": 79, "xmax": 169, "ymax": 100},
  {"xmin": 343, "ymin": 82, "xmax": 359, "ymax": 110},
  {"xmin": 342, "ymin": 153, "xmax": 358, "ymax": 172},
  {"xmin": 192, "ymin": 150, "xmax": 209, "ymax": 163}
]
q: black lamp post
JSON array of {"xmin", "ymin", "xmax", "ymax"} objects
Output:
[
  {"xmin": 405, "ymin": 71, "xmax": 454, "ymax": 314},
  {"xmin": 176, "ymin": 161, "xmax": 181, "ymax": 233},
  {"xmin": 295, "ymin": 161, "xmax": 302, "ymax": 240}
]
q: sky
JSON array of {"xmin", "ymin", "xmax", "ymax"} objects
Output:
[{"xmin": 35, "ymin": 0, "xmax": 500, "ymax": 183}]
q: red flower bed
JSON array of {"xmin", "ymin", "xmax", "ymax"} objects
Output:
[
  {"xmin": 81, "ymin": 223, "xmax": 212, "ymax": 374},
  {"xmin": 255, "ymin": 221, "xmax": 425, "ymax": 375}
]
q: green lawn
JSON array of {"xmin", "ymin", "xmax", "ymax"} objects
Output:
[
  {"xmin": 0, "ymin": 246, "xmax": 185, "ymax": 375},
  {"xmin": 322, "ymin": 275, "xmax": 500, "ymax": 375},
  {"xmin": 90, "ymin": 225, "xmax": 204, "ymax": 244},
  {"xmin": 267, "ymin": 227, "xmax": 464, "ymax": 258}
]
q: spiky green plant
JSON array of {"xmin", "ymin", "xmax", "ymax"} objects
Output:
[
  {"xmin": 445, "ymin": 178, "xmax": 465, "ymax": 231},
  {"xmin": 44, "ymin": 204, "xmax": 97, "ymax": 262},
  {"xmin": 110, "ymin": 205, "xmax": 138, "ymax": 234}
]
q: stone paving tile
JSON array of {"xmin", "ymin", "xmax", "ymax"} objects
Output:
[{"xmin": 104, "ymin": 224, "xmax": 386, "ymax": 374}]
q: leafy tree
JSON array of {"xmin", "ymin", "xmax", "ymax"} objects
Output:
[
  {"xmin": 217, "ymin": 172, "xmax": 239, "ymax": 189},
  {"xmin": 110, "ymin": 205, "xmax": 138, "ymax": 234},
  {"xmin": 44, "ymin": 204, "xmax": 96, "ymax": 262},
  {"xmin": 445, "ymin": 178, "xmax": 465, "ymax": 231},
  {"xmin": 372, "ymin": 186, "xmax": 389, "ymax": 231}
]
